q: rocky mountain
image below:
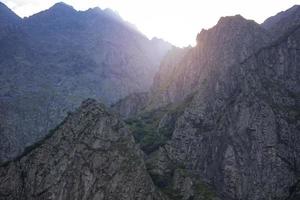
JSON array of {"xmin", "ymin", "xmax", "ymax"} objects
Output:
[
  {"xmin": 0, "ymin": 99, "xmax": 166, "ymax": 200},
  {"xmin": 262, "ymin": 5, "xmax": 300, "ymax": 38},
  {"xmin": 114, "ymin": 6, "xmax": 300, "ymax": 200},
  {"xmin": 0, "ymin": 2, "xmax": 171, "ymax": 163},
  {"xmin": 1, "ymin": 3, "xmax": 299, "ymax": 200},
  {"xmin": 111, "ymin": 92, "xmax": 149, "ymax": 118},
  {"xmin": 0, "ymin": 2, "xmax": 21, "ymax": 28},
  {"xmin": 146, "ymin": 15, "xmax": 271, "ymax": 110}
]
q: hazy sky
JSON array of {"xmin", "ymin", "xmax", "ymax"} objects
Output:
[{"xmin": 3, "ymin": 0, "xmax": 300, "ymax": 46}]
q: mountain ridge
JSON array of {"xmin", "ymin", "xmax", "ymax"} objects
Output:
[{"xmin": 0, "ymin": 1, "xmax": 172, "ymax": 163}]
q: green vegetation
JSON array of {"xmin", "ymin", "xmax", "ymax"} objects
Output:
[
  {"xmin": 194, "ymin": 180, "xmax": 217, "ymax": 200},
  {"xmin": 125, "ymin": 92, "xmax": 195, "ymax": 154},
  {"xmin": 125, "ymin": 106, "xmax": 172, "ymax": 154}
]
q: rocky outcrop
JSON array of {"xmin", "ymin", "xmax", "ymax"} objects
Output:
[
  {"xmin": 0, "ymin": 2, "xmax": 171, "ymax": 163},
  {"xmin": 262, "ymin": 5, "xmax": 300, "ymax": 39},
  {"xmin": 148, "ymin": 15, "xmax": 271, "ymax": 109},
  {"xmin": 111, "ymin": 92, "xmax": 148, "ymax": 118},
  {"xmin": 0, "ymin": 99, "xmax": 165, "ymax": 200},
  {"xmin": 148, "ymin": 47, "xmax": 192, "ymax": 109},
  {"xmin": 143, "ymin": 8, "xmax": 300, "ymax": 200},
  {"xmin": 160, "ymin": 26, "xmax": 300, "ymax": 199}
]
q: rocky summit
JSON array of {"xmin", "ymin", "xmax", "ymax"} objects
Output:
[
  {"xmin": 0, "ymin": 2, "xmax": 299, "ymax": 200},
  {"xmin": 114, "ymin": 6, "xmax": 300, "ymax": 200}
]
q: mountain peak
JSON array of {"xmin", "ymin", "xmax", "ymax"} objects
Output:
[
  {"xmin": 103, "ymin": 8, "xmax": 122, "ymax": 21},
  {"xmin": 49, "ymin": 2, "xmax": 75, "ymax": 12},
  {"xmin": 196, "ymin": 14, "xmax": 266, "ymax": 45},
  {"xmin": 0, "ymin": 2, "xmax": 21, "ymax": 27},
  {"xmin": 217, "ymin": 14, "xmax": 251, "ymax": 27},
  {"xmin": 86, "ymin": 7, "xmax": 102, "ymax": 13}
]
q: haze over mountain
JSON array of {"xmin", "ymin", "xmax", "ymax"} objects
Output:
[
  {"xmin": 0, "ymin": 2, "xmax": 171, "ymax": 162},
  {"xmin": 0, "ymin": 2, "xmax": 299, "ymax": 200},
  {"xmin": 112, "ymin": 5, "xmax": 300, "ymax": 200}
]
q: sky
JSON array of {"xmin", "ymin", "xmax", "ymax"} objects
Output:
[{"xmin": 3, "ymin": 0, "xmax": 300, "ymax": 47}]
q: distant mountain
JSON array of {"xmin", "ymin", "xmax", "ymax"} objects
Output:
[{"xmin": 0, "ymin": 2, "xmax": 172, "ymax": 163}]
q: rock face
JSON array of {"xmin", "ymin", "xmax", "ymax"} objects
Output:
[
  {"xmin": 161, "ymin": 26, "xmax": 300, "ymax": 199},
  {"xmin": 262, "ymin": 5, "xmax": 300, "ymax": 38},
  {"xmin": 148, "ymin": 15, "xmax": 271, "ymax": 109},
  {"xmin": 0, "ymin": 2, "xmax": 171, "ymax": 162},
  {"xmin": 0, "ymin": 2, "xmax": 21, "ymax": 28},
  {"xmin": 111, "ymin": 92, "xmax": 149, "ymax": 118},
  {"xmin": 1, "ymin": 3, "xmax": 299, "ymax": 200},
  {"xmin": 0, "ymin": 99, "xmax": 165, "ymax": 200},
  {"xmin": 136, "ymin": 8, "xmax": 300, "ymax": 200}
]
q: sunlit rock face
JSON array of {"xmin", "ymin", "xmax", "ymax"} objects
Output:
[
  {"xmin": 148, "ymin": 15, "xmax": 271, "ymax": 109},
  {"xmin": 0, "ymin": 2, "xmax": 171, "ymax": 163},
  {"xmin": 0, "ymin": 99, "xmax": 166, "ymax": 200},
  {"xmin": 143, "ymin": 10, "xmax": 300, "ymax": 200}
]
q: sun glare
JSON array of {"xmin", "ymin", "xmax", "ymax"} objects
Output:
[{"xmin": 3, "ymin": 0, "xmax": 299, "ymax": 47}]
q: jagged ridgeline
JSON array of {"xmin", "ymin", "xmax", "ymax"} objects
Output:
[
  {"xmin": 112, "ymin": 5, "xmax": 300, "ymax": 200},
  {"xmin": 0, "ymin": 2, "xmax": 172, "ymax": 162},
  {"xmin": 0, "ymin": 99, "xmax": 167, "ymax": 199},
  {"xmin": 0, "ymin": 2, "xmax": 300, "ymax": 200}
]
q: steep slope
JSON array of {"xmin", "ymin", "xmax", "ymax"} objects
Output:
[
  {"xmin": 0, "ymin": 2, "xmax": 21, "ymax": 28},
  {"xmin": 0, "ymin": 99, "xmax": 165, "ymax": 200},
  {"xmin": 262, "ymin": 5, "xmax": 300, "ymax": 39},
  {"xmin": 113, "ymin": 8, "xmax": 300, "ymax": 199},
  {"xmin": 111, "ymin": 92, "xmax": 149, "ymax": 118},
  {"xmin": 147, "ymin": 15, "xmax": 271, "ymax": 109},
  {"xmin": 0, "ymin": 2, "xmax": 171, "ymax": 163},
  {"xmin": 159, "ymin": 25, "xmax": 299, "ymax": 199},
  {"xmin": 140, "ymin": 13, "xmax": 300, "ymax": 200}
]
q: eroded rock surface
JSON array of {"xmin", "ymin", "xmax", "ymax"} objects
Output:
[
  {"xmin": 142, "ymin": 10, "xmax": 300, "ymax": 200},
  {"xmin": 0, "ymin": 99, "xmax": 165, "ymax": 200}
]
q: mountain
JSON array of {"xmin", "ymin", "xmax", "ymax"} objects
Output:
[
  {"xmin": 1, "ymin": 3, "xmax": 299, "ymax": 200},
  {"xmin": 0, "ymin": 2, "xmax": 21, "ymax": 28},
  {"xmin": 111, "ymin": 92, "xmax": 149, "ymax": 118},
  {"xmin": 262, "ymin": 5, "xmax": 300, "ymax": 38},
  {"xmin": 0, "ymin": 99, "xmax": 166, "ymax": 200},
  {"xmin": 0, "ymin": 2, "xmax": 172, "ymax": 163},
  {"xmin": 114, "ymin": 7, "xmax": 300, "ymax": 200},
  {"xmin": 147, "ymin": 15, "xmax": 271, "ymax": 109}
]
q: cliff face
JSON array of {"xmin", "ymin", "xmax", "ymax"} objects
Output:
[
  {"xmin": 0, "ymin": 99, "xmax": 165, "ymax": 200},
  {"xmin": 129, "ymin": 8, "xmax": 300, "ymax": 200},
  {"xmin": 1, "ymin": 3, "xmax": 300, "ymax": 200},
  {"xmin": 111, "ymin": 92, "xmax": 149, "ymax": 118},
  {"xmin": 0, "ymin": 2, "xmax": 171, "ymax": 163},
  {"xmin": 158, "ymin": 25, "xmax": 300, "ymax": 199},
  {"xmin": 262, "ymin": 5, "xmax": 300, "ymax": 38},
  {"xmin": 148, "ymin": 15, "xmax": 271, "ymax": 109}
]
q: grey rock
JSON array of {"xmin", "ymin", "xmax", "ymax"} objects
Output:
[
  {"xmin": 111, "ymin": 92, "xmax": 149, "ymax": 119},
  {"xmin": 148, "ymin": 15, "xmax": 271, "ymax": 109},
  {"xmin": 0, "ymin": 99, "xmax": 165, "ymax": 200},
  {"xmin": 262, "ymin": 5, "xmax": 300, "ymax": 39},
  {"xmin": 145, "ymin": 10, "xmax": 300, "ymax": 200},
  {"xmin": 0, "ymin": 2, "xmax": 171, "ymax": 163}
]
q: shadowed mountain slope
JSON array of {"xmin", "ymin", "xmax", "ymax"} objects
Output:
[{"xmin": 0, "ymin": 2, "xmax": 171, "ymax": 163}]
